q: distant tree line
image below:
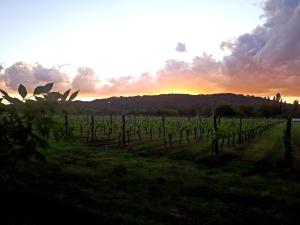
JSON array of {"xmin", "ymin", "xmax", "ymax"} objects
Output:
[
  {"xmin": 71, "ymin": 93, "xmax": 299, "ymax": 118},
  {"xmin": 215, "ymin": 93, "xmax": 299, "ymax": 118}
]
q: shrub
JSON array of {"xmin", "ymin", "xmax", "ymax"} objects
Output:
[{"xmin": 0, "ymin": 83, "xmax": 79, "ymax": 164}]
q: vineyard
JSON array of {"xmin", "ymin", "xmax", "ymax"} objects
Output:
[
  {"xmin": 0, "ymin": 84, "xmax": 299, "ymax": 225},
  {"xmin": 62, "ymin": 114, "xmax": 284, "ymax": 153}
]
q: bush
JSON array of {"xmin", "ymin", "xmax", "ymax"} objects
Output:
[{"xmin": 0, "ymin": 83, "xmax": 79, "ymax": 163}]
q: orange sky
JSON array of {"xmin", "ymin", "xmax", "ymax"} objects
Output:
[{"xmin": 0, "ymin": 1, "xmax": 299, "ymax": 103}]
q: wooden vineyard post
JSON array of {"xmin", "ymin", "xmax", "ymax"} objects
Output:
[
  {"xmin": 284, "ymin": 115, "xmax": 293, "ymax": 162},
  {"xmin": 213, "ymin": 115, "xmax": 218, "ymax": 133},
  {"xmin": 133, "ymin": 116, "xmax": 136, "ymax": 135},
  {"xmin": 122, "ymin": 114, "xmax": 126, "ymax": 144},
  {"xmin": 126, "ymin": 130, "xmax": 130, "ymax": 143},
  {"xmin": 227, "ymin": 134, "xmax": 230, "ymax": 148},
  {"xmin": 64, "ymin": 113, "xmax": 69, "ymax": 138},
  {"xmin": 109, "ymin": 114, "xmax": 113, "ymax": 136},
  {"xmin": 86, "ymin": 115, "xmax": 90, "ymax": 141},
  {"xmin": 150, "ymin": 127, "xmax": 153, "ymax": 140},
  {"xmin": 221, "ymin": 136, "xmax": 225, "ymax": 152},
  {"xmin": 238, "ymin": 117, "xmax": 242, "ymax": 144},
  {"xmin": 110, "ymin": 114, "xmax": 113, "ymax": 129},
  {"xmin": 286, "ymin": 116, "xmax": 292, "ymax": 139},
  {"xmin": 213, "ymin": 115, "xmax": 219, "ymax": 155},
  {"xmin": 86, "ymin": 130, "xmax": 89, "ymax": 142},
  {"xmin": 137, "ymin": 129, "xmax": 142, "ymax": 142},
  {"xmin": 91, "ymin": 114, "xmax": 95, "ymax": 142},
  {"xmin": 186, "ymin": 130, "xmax": 190, "ymax": 143},
  {"xmin": 162, "ymin": 115, "xmax": 167, "ymax": 148},
  {"xmin": 198, "ymin": 114, "xmax": 202, "ymax": 139},
  {"xmin": 158, "ymin": 126, "xmax": 161, "ymax": 138},
  {"xmin": 169, "ymin": 134, "xmax": 172, "ymax": 149},
  {"xmin": 179, "ymin": 129, "xmax": 183, "ymax": 144},
  {"xmin": 80, "ymin": 124, "xmax": 83, "ymax": 137}
]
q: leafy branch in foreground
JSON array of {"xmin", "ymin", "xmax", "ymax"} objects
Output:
[{"xmin": 0, "ymin": 83, "xmax": 79, "ymax": 165}]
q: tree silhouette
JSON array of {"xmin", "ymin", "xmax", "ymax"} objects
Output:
[
  {"xmin": 275, "ymin": 93, "xmax": 281, "ymax": 102},
  {"xmin": 293, "ymin": 100, "xmax": 299, "ymax": 116}
]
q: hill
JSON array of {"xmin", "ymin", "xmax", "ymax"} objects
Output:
[{"xmin": 72, "ymin": 93, "xmax": 286, "ymax": 116}]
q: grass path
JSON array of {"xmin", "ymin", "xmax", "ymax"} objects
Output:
[
  {"xmin": 291, "ymin": 123, "xmax": 300, "ymax": 166},
  {"xmin": 236, "ymin": 124, "xmax": 285, "ymax": 163}
]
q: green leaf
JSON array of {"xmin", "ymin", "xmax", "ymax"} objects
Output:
[
  {"xmin": 0, "ymin": 89, "xmax": 9, "ymax": 97},
  {"xmin": 68, "ymin": 90, "xmax": 79, "ymax": 101},
  {"xmin": 45, "ymin": 92, "xmax": 61, "ymax": 102},
  {"xmin": 61, "ymin": 89, "xmax": 70, "ymax": 102},
  {"xmin": 50, "ymin": 91, "xmax": 62, "ymax": 98},
  {"xmin": 34, "ymin": 96, "xmax": 44, "ymax": 102},
  {"xmin": 0, "ymin": 90, "xmax": 14, "ymax": 103},
  {"xmin": 43, "ymin": 83, "xmax": 53, "ymax": 93},
  {"xmin": 18, "ymin": 84, "xmax": 27, "ymax": 98},
  {"xmin": 11, "ymin": 97, "xmax": 22, "ymax": 104},
  {"xmin": 3, "ymin": 95, "xmax": 14, "ymax": 103},
  {"xmin": 33, "ymin": 86, "xmax": 44, "ymax": 95}
]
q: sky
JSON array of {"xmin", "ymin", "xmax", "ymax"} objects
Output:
[{"xmin": 0, "ymin": 0, "xmax": 299, "ymax": 102}]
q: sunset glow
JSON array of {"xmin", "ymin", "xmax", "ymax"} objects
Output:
[{"xmin": 0, "ymin": 0, "xmax": 299, "ymax": 102}]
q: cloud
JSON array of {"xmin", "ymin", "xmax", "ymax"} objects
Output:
[
  {"xmin": 71, "ymin": 67, "xmax": 100, "ymax": 93},
  {"xmin": 100, "ymin": 73, "xmax": 156, "ymax": 96},
  {"xmin": 97, "ymin": 0, "xmax": 300, "ymax": 97},
  {"xmin": 175, "ymin": 42, "xmax": 187, "ymax": 53},
  {"xmin": 255, "ymin": 0, "xmax": 300, "ymax": 67},
  {"xmin": 1, "ymin": 0, "xmax": 300, "ymax": 98},
  {"xmin": 0, "ymin": 63, "xmax": 100, "ymax": 95},
  {"xmin": 156, "ymin": 53, "xmax": 223, "ymax": 93},
  {"xmin": 157, "ymin": 54, "xmax": 222, "ymax": 85},
  {"xmin": 0, "ymin": 62, "xmax": 70, "ymax": 92},
  {"xmin": 220, "ymin": 0, "xmax": 300, "ymax": 95},
  {"xmin": 98, "ymin": 53, "xmax": 222, "ymax": 96}
]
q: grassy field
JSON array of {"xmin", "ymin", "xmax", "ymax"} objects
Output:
[{"xmin": 1, "ymin": 123, "xmax": 300, "ymax": 225}]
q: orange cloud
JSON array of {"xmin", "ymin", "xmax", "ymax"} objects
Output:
[
  {"xmin": 97, "ymin": 54, "xmax": 223, "ymax": 97},
  {"xmin": 71, "ymin": 67, "xmax": 100, "ymax": 95},
  {"xmin": 1, "ymin": 0, "xmax": 300, "ymax": 101}
]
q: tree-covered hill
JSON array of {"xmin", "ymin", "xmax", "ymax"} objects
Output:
[{"xmin": 72, "ymin": 93, "xmax": 294, "ymax": 116}]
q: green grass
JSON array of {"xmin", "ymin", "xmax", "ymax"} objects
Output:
[
  {"xmin": 292, "ymin": 123, "xmax": 300, "ymax": 147},
  {"xmin": 235, "ymin": 124, "xmax": 285, "ymax": 162},
  {"xmin": 1, "ymin": 123, "xmax": 300, "ymax": 225}
]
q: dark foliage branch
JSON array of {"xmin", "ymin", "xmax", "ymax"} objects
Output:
[{"xmin": 0, "ymin": 83, "xmax": 79, "ymax": 165}]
